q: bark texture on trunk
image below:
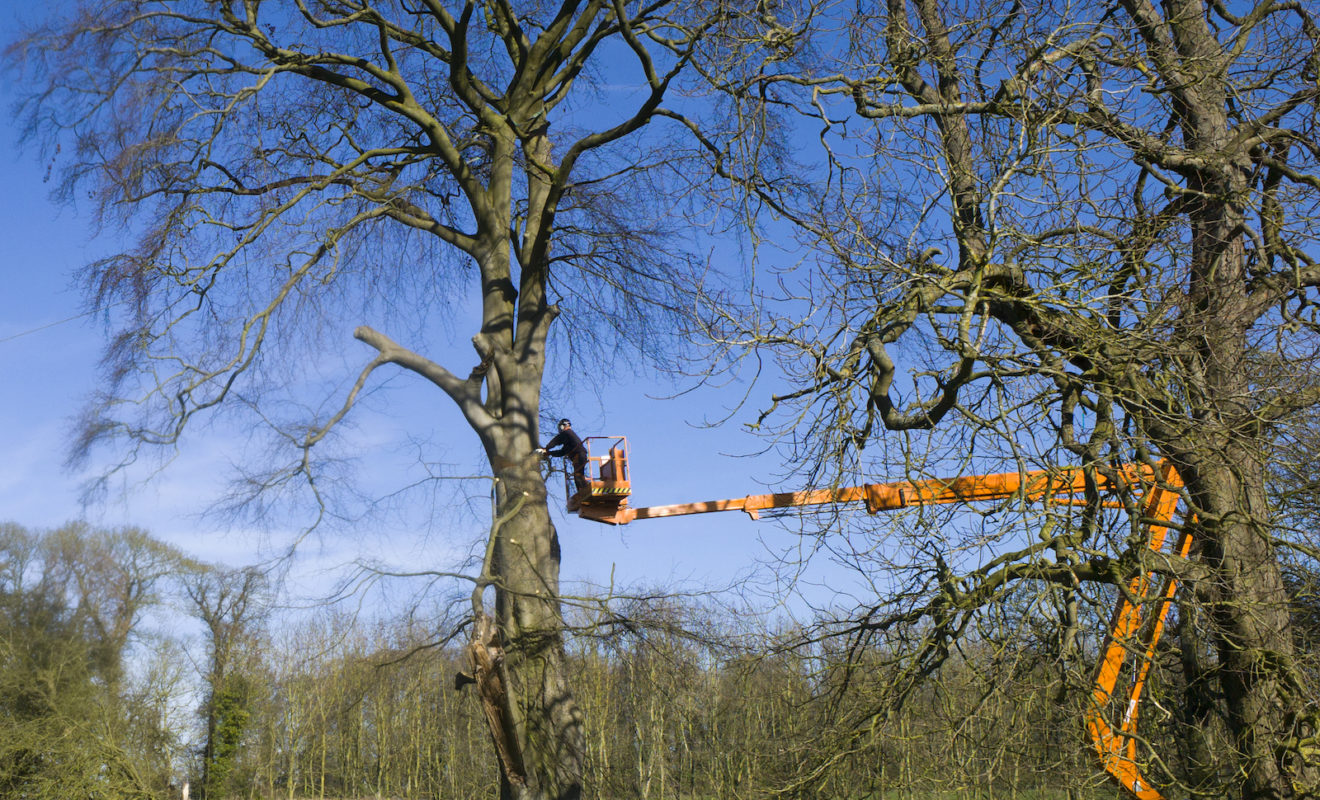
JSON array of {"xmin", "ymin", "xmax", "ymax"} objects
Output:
[
  {"xmin": 1176, "ymin": 601, "xmax": 1221, "ymax": 790},
  {"xmin": 1163, "ymin": 61, "xmax": 1315, "ymax": 791},
  {"xmin": 1174, "ymin": 452, "xmax": 1305, "ymax": 799},
  {"xmin": 489, "ymin": 459, "xmax": 585, "ymax": 800}
]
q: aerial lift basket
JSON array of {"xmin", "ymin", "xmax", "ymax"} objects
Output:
[{"xmin": 565, "ymin": 436, "xmax": 633, "ymax": 523}]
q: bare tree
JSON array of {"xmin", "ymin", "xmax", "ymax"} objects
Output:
[
  {"xmin": 43, "ymin": 524, "xmax": 185, "ymax": 690},
  {"xmin": 697, "ymin": 0, "xmax": 1320, "ymax": 796},
  {"xmin": 184, "ymin": 565, "xmax": 268, "ymax": 799},
  {"xmin": 8, "ymin": 2, "xmax": 725, "ymax": 797},
  {"xmin": 0, "ymin": 523, "xmax": 184, "ymax": 800}
]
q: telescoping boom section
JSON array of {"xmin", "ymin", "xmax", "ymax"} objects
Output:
[{"xmin": 568, "ymin": 448, "xmax": 1190, "ymax": 800}]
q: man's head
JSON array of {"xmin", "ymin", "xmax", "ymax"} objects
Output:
[{"xmin": 558, "ymin": 418, "xmax": 571, "ymax": 431}]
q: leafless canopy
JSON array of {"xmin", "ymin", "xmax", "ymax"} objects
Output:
[
  {"xmin": 9, "ymin": 2, "xmax": 741, "ymax": 798},
  {"xmin": 11, "ymin": 0, "xmax": 719, "ymax": 514},
  {"xmin": 694, "ymin": 0, "xmax": 1320, "ymax": 796}
]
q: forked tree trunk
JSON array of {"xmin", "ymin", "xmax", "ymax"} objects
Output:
[{"xmin": 453, "ymin": 115, "xmax": 586, "ymax": 798}]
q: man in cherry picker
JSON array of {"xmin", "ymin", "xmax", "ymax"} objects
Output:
[{"xmin": 537, "ymin": 418, "xmax": 589, "ymax": 496}]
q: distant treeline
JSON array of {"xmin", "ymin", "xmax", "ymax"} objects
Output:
[{"xmin": 11, "ymin": 521, "xmax": 1299, "ymax": 799}]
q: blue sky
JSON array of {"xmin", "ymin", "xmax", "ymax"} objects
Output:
[
  {"xmin": 0, "ymin": 88, "xmax": 820, "ymax": 608},
  {"xmin": 0, "ymin": 0, "xmax": 923, "ymax": 628},
  {"xmin": 0, "ymin": 3, "xmax": 1150, "ymax": 641}
]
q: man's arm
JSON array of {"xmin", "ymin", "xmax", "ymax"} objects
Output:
[{"xmin": 543, "ymin": 431, "xmax": 569, "ymax": 456}]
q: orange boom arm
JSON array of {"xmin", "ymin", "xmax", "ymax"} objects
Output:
[{"xmin": 566, "ymin": 443, "xmax": 1188, "ymax": 799}]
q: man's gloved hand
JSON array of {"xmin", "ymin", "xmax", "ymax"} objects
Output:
[{"xmin": 534, "ymin": 448, "xmax": 547, "ymax": 457}]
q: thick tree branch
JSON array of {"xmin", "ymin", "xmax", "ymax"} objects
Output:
[{"xmin": 354, "ymin": 325, "xmax": 494, "ymax": 431}]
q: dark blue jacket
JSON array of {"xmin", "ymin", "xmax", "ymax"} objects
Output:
[{"xmin": 545, "ymin": 429, "xmax": 587, "ymax": 463}]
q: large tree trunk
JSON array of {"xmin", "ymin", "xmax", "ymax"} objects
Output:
[
  {"xmin": 455, "ymin": 114, "xmax": 586, "ymax": 798},
  {"xmin": 461, "ymin": 383, "xmax": 584, "ymax": 800},
  {"xmin": 492, "ymin": 458, "xmax": 585, "ymax": 800},
  {"xmin": 1177, "ymin": 452, "xmax": 1304, "ymax": 798},
  {"xmin": 1168, "ymin": 153, "xmax": 1313, "ymax": 796}
]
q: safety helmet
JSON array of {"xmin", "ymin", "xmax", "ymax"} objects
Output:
[{"xmin": 558, "ymin": 418, "xmax": 571, "ymax": 428}]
